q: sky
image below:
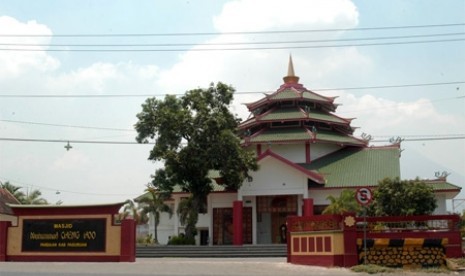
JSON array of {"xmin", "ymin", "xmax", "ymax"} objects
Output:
[{"xmin": 0, "ymin": 0, "xmax": 464, "ymax": 210}]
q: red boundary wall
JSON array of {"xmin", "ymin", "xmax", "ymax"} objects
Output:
[
  {"xmin": 287, "ymin": 213, "xmax": 462, "ymax": 267},
  {"xmin": 0, "ymin": 203, "xmax": 136, "ymax": 262}
]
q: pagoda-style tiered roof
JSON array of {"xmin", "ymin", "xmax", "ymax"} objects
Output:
[{"xmin": 239, "ymin": 56, "xmax": 366, "ymax": 147}]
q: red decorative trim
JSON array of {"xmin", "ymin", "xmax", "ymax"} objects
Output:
[
  {"xmin": 289, "ymin": 255, "xmax": 344, "ymax": 267},
  {"xmin": 303, "ymin": 198, "xmax": 314, "ymax": 216},
  {"xmin": 301, "ymin": 237, "xmax": 308, "ymax": 252},
  {"xmin": 6, "ymin": 255, "xmax": 121, "ymax": 262},
  {"xmin": 305, "ymin": 142, "xmax": 310, "ymax": 163},
  {"xmin": 0, "ymin": 221, "xmax": 10, "ymax": 261},
  {"xmin": 316, "ymin": 237, "xmax": 323, "ymax": 252},
  {"xmin": 309, "ymin": 237, "xmax": 315, "ymax": 252},
  {"xmin": 10, "ymin": 203, "xmax": 124, "ymax": 216},
  {"xmin": 233, "ymin": 201, "xmax": 243, "ymax": 246},
  {"xmin": 257, "ymin": 149, "xmax": 325, "ymax": 184},
  {"xmin": 324, "ymin": 236, "xmax": 332, "ymax": 252},
  {"xmin": 293, "ymin": 237, "xmax": 300, "ymax": 252},
  {"xmin": 256, "ymin": 144, "xmax": 262, "ymax": 156},
  {"xmin": 308, "ymin": 186, "xmax": 377, "ymax": 191},
  {"xmin": 120, "ymin": 219, "xmax": 136, "ymax": 262}
]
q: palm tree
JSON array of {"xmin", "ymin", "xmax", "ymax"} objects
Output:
[
  {"xmin": 322, "ymin": 189, "xmax": 361, "ymax": 215},
  {"xmin": 137, "ymin": 187, "xmax": 172, "ymax": 244},
  {"xmin": 22, "ymin": 189, "xmax": 48, "ymax": 205},
  {"xmin": 117, "ymin": 200, "xmax": 149, "ymax": 225},
  {"xmin": 0, "ymin": 181, "xmax": 26, "ymax": 203},
  {"xmin": 176, "ymin": 196, "xmax": 198, "ymax": 241}
]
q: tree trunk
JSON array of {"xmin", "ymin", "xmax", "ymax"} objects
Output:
[
  {"xmin": 184, "ymin": 196, "xmax": 200, "ymax": 242},
  {"xmin": 154, "ymin": 212, "xmax": 159, "ymax": 244}
]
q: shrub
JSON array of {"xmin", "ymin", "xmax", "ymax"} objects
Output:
[{"xmin": 168, "ymin": 235, "xmax": 195, "ymax": 245}]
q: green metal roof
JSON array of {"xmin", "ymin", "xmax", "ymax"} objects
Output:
[
  {"xmin": 269, "ymin": 89, "xmax": 300, "ymax": 100},
  {"xmin": 267, "ymin": 89, "xmax": 332, "ymax": 104},
  {"xmin": 239, "ymin": 117, "xmax": 256, "ymax": 129},
  {"xmin": 260, "ymin": 107, "xmax": 306, "ymax": 121},
  {"xmin": 308, "ymin": 111, "xmax": 347, "ymax": 124},
  {"xmin": 425, "ymin": 180, "xmax": 461, "ymax": 191},
  {"xmin": 301, "ymin": 90, "xmax": 333, "ymax": 103},
  {"xmin": 301, "ymin": 146, "xmax": 401, "ymax": 188},
  {"xmin": 249, "ymin": 128, "xmax": 365, "ymax": 145},
  {"xmin": 256, "ymin": 107, "xmax": 348, "ymax": 125},
  {"xmin": 250, "ymin": 128, "xmax": 311, "ymax": 143},
  {"xmin": 314, "ymin": 130, "xmax": 366, "ymax": 145}
]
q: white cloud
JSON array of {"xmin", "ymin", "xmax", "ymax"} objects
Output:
[
  {"xmin": 337, "ymin": 94, "xmax": 464, "ymax": 136},
  {"xmin": 157, "ymin": 0, "xmax": 364, "ymax": 112},
  {"xmin": 0, "ymin": 16, "xmax": 60, "ymax": 78},
  {"xmin": 213, "ymin": 0, "xmax": 358, "ymax": 32},
  {"xmin": 50, "ymin": 151, "xmax": 90, "ymax": 172},
  {"xmin": 1, "ymin": 1, "xmax": 462, "ymax": 205},
  {"xmin": 335, "ymin": 92, "xmax": 465, "ymax": 180},
  {"xmin": 47, "ymin": 62, "xmax": 160, "ymax": 94}
]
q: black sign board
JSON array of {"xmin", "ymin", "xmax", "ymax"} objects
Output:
[{"xmin": 22, "ymin": 218, "xmax": 106, "ymax": 252}]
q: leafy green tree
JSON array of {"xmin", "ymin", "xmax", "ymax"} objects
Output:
[
  {"xmin": 137, "ymin": 187, "xmax": 172, "ymax": 244},
  {"xmin": 1, "ymin": 181, "xmax": 26, "ymax": 203},
  {"xmin": 1, "ymin": 181, "xmax": 48, "ymax": 205},
  {"xmin": 135, "ymin": 82, "xmax": 258, "ymax": 240},
  {"xmin": 373, "ymin": 177, "xmax": 437, "ymax": 216},
  {"xmin": 322, "ymin": 189, "xmax": 361, "ymax": 215},
  {"xmin": 22, "ymin": 189, "xmax": 48, "ymax": 205}
]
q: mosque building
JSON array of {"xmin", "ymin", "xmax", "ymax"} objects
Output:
[{"xmin": 137, "ymin": 57, "xmax": 460, "ymax": 246}]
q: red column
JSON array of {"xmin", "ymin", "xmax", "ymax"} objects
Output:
[
  {"xmin": 0, "ymin": 221, "xmax": 11, "ymax": 262},
  {"xmin": 342, "ymin": 213, "xmax": 358, "ymax": 267},
  {"xmin": 233, "ymin": 200, "xmax": 243, "ymax": 245},
  {"xmin": 305, "ymin": 142, "xmax": 310, "ymax": 163},
  {"xmin": 302, "ymin": 198, "xmax": 314, "ymax": 216},
  {"xmin": 120, "ymin": 219, "xmax": 136, "ymax": 262}
]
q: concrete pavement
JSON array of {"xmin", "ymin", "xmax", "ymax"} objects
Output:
[
  {"xmin": 0, "ymin": 257, "xmax": 454, "ymax": 276},
  {"xmin": 0, "ymin": 258, "xmax": 356, "ymax": 276}
]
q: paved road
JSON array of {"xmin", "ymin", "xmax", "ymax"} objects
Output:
[
  {"xmin": 0, "ymin": 258, "xmax": 455, "ymax": 276},
  {"xmin": 0, "ymin": 258, "xmax": 359, "ymax": 276}
]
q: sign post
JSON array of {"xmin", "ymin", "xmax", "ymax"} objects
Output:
[{"xmin": 355, "ymin": 187, "xmax": 373, "ymax": 264}]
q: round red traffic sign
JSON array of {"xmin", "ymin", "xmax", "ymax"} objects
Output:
[{"xmin": 355, "ymin": 187, "xmax": 373, "ymax": 206}]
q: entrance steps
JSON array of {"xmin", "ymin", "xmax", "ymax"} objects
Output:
[{"xmin": 136, "ymin": 244, "xmax": 287, "ymax": 258}]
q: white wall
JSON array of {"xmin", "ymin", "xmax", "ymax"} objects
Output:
[
  {"xmin": 310, "ymin": 143, "xmax": 341, "ymax": 161},
  {"xmin": 210, "ymin": 193, "xmax": 236, "ymax": 208},
  {"xmin": 309, "ymin": 189, "xmax": 343, "ymax": 205},
  {"xmin": 268, "ymin": 144, "xmax": 305, "ymax": 163},
  {"xmin": 0, "ymin": 214, "xmax": 17, "ymax": 226},
  {"xmin": 254, "ymin": 143, "xmax": 341, "ymax": 163},
  {"xmin": 240, "ymin": 156, "xmax": 307, "ymax": 197},
  {"xmin": 434, "ymin": 193, "xmax": 447, "ymax": 214}
]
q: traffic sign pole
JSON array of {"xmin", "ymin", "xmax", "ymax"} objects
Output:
[{"xmin": 355, "ymin": 187, "xmax": 373, "ymax": 264}]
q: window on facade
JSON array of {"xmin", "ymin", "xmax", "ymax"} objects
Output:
[
  {"xmin": 313, "ymin": 205, "xmax": 327, "ymax": 215},
  {"xmin": 279, "ymin": 101, "xmax": 294, "ymax": 107},
  {"xmin": 298, "ymin": 102, "xmax": 316, "ymax": 111},
  {"xmin": 257, "ymin": 196, "xmax": 297, "ymax": 213},
  {"xmin": 212, "ymin": 208, "xmax": 252, "ymax": 245},
  {"xmin": 271, "ymin": 121, "xmax": 300, "ymax": 128}
]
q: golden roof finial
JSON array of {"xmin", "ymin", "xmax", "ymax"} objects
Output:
[
  {"xmin": 283, "ymin": 54, "xmax": 299, "ymax": 84},
  {"xmin": 288, "ymin": 54, "xmax": 296, "ymax": 77}
]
